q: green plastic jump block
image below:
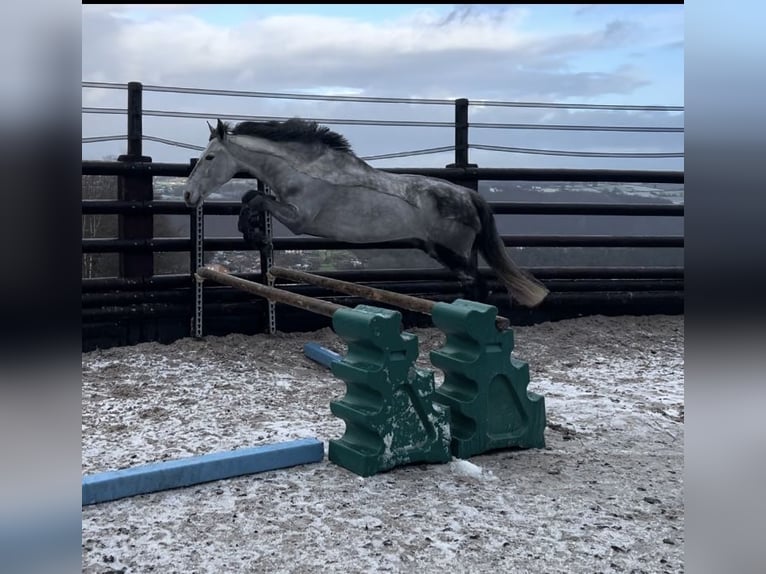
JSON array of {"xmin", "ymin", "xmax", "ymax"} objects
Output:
[
  {"xmin": 328, "ymin": 305, "xmax": 452, "ymax": 477},
  {"xmin": 430, "ymin": 299, "xmax": 546, "ymax": 459}
]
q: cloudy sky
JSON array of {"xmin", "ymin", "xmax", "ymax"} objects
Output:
[{"xmin": 82, "ymin": 3, "xmax": 684, "ymax": 170}]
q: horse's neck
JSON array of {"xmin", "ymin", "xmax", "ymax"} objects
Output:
[
  {"xmin": 229, "ymin": 138, "xmax": 299, "ymax": 188},
  {"xmin": 226, "ymin": 140, "xmax": 277, "ymax": 186},
  {"xmin": 227, "ymin": 136, "xmax": 380, "ymax": 193}
]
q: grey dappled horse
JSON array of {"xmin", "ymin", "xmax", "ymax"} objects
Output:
[{"xmin": 184, "ymin": 118, "xmax": 548, "ymax": 307}]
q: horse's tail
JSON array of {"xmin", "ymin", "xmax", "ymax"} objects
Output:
[{"xmin": 469, "ymin": 192, "xmax": 549, "ymax": 307}]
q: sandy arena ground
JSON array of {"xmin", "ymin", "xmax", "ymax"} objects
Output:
[{"xmin": 82, "ymin": 314, "xmax": 684, "ymax": 573}]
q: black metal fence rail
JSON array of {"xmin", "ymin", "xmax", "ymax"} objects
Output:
[
  {"xmin": 83, "ymin": 159, "xmax": 684, "ymax": 183},
  {"xmin": 83, "ymin": 235, "xmax": 684, "ymax": 254},
  {"xmin": 81, "ymin": 166, "xmax": 685, "ymax": 348},
  {"xmin": 81, "ymin": 198, "xmax": 684, "ymax": 217},
  {"xmin": 81, "ymin": 266, "xmax": 684, "ymax": 292}
]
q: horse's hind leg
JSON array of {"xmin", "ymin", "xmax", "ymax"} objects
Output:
[{"xmin": 426, "ymin": 242, "xmax": 489, "ymax": 302}]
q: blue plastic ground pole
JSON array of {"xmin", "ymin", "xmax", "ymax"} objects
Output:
[
  {"xmin": 304, "ymin": 342, "xmax": 343, "ymax": 369},
  {"xmin": 82, "ymin": 438, "xmax": 324, "ymax": 506}
]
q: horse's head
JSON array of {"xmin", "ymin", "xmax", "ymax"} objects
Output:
[{"xmin": 184, "ymin": 119, "xmax": 240, "ymax": 207}]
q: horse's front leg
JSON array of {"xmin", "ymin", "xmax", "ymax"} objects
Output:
[
  {"xmin": 238, "ymin": 191, "xmax": 267, "ymax": 248},
  {"xmin": 240, "ymin": 189, "xmax": 309, "ymax": 237}
]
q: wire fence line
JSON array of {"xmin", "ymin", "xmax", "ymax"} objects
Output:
[
  {"xmin": 470, "ymin": 144, "xmax": 683, "ymax": 159},
  {"xmin": 82, "ymin": 106, "xmax": 683, "ymax": 133},
  {"xmin": 82, "ymin": 81, "xmax": 685, "ymax": 160},
  {"xmin": 82, "ymin": 135, "xmax": 681, "ymax": 160},
  {"xmin": 82, "ymin": 135, "xmax": 457, "ymax": 160},
  {"xmin": 82, "ymin": 134, "xmax": 454, "ymax": 160},
  {"xmin": 361, "ymin": 146, "xmax": 455, "ymax": 161},
  {"xmin": 82, "ymin": 108, "xmax": 455, "ymax": 129},
  {"xmin": 82, "ymin": 81, "xmax": 684, "ymax": 112}
]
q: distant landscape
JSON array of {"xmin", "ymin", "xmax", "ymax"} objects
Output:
[{"xmin": 82, "ymin": 175, "xmax": 684, "ymax": 278}]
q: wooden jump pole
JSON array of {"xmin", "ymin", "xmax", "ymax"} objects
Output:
[
  {"xmin": 269, "ymin": 266, "xmax": 511, "ymax": 331},
  {"xmin": 195, "ymin": 267, "xmax": 344, "ymax": 318}
]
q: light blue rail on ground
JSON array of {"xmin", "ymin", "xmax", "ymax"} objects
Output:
[
  {"xmin": 304, "ymin": 343, "xmax": 343, "ymax": 369},
  {"xmin": 82, "ymin": 437, "xmax": 324, "ymax": 506}
]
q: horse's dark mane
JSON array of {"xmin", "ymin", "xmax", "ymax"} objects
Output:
[{"xmin": 227, "ymin": 118, "xmax": 354, "ymax": 154}]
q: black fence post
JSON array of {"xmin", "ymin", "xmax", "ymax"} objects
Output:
[
  {"xmin": 117, "ymin": 81, "xmax": 153, "ymax": 280},
  {"xmin": 446, "ymin": 98, "xmax": 478, "ymax": 192},
  {"xmin": 446, "ymin": 98, "xmax": 478, "ymax": 188},
  {"xmin": 446, "ymin": 98, "xmax": 481, "ymax": 300},
  {"xmin": 188, "ymin": 159, "xmax": 200, "ymax": 288}
]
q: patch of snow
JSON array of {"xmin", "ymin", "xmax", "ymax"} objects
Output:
[{"xmin": 449, "ymin": 459, "xmax": 492, "ymax": 480}]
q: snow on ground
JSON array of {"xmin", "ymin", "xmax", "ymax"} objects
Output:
[{"xmin": 82, "ymin": 315, "xmax": 684, "ymax": 573}]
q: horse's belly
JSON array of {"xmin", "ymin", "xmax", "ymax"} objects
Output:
[{"xmin": 307, "ymin": 197, "xmax": 426, "ymax": 242}]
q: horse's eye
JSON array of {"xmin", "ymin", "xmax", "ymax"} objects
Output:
[{"xmin": 205, "ymin": 154, "xmax": 215, "ymax": 160}]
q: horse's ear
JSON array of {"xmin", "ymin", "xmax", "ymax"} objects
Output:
[
  {"xmin": 207, "ymin": 121, "xmax": 215, "ymax": 137},
  {"xmin": 216, "ymin": 119, "xmax": 226, "ymax": 141}
]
